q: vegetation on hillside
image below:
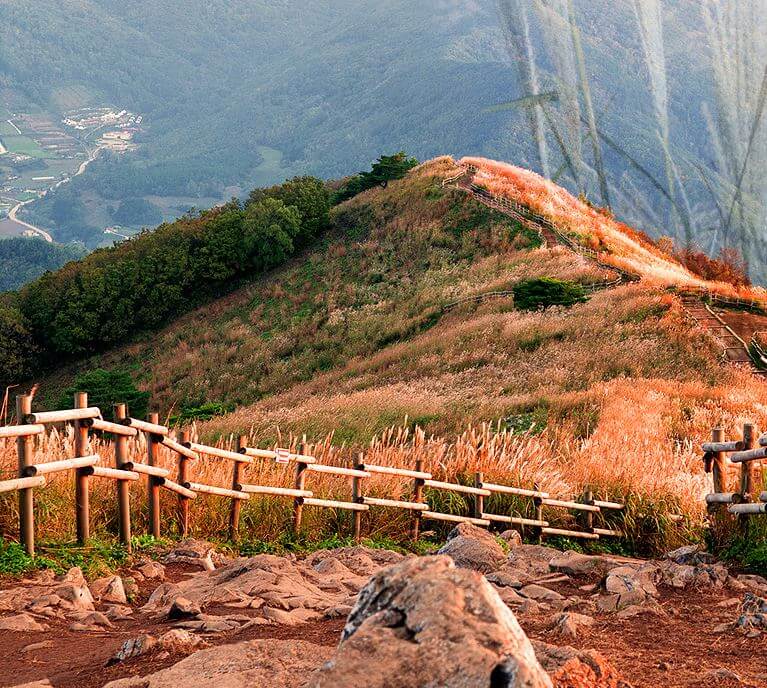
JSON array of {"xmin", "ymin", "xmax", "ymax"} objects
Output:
[
  {"xmin": 0, "ymin": 238, "xmax": 86, "ymax": 292},
  {"xmin": 0, "ymin": 175, "xmax": 333, "ymax": 384}
]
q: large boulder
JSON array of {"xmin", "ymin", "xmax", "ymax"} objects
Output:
[
  {"xmin": 103, "ymin": 639, "xmax": 330, "ymax": 687},
  {"xmin": 437, "ymin": 522, "xmax": 506, "ymax": 573},
  {"xmin": 507, "ymin": 545, "xmax": 563, "ymax": 579},
  {"xmin": 309, "ymin": 555, "xmax": 552, "ymax": 688}
]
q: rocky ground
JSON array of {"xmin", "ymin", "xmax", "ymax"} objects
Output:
[{"xmin": 1, "ymin": 528, "xmax": 766, "ymax": 688}]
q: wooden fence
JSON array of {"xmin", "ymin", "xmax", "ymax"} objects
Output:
[
  {"xmin": 701, "ymin": 424, "xmax": 767, "ymax": 522},
  {"xmin": 0, "ymin": 393, "xmax": 625, "ymax": 556}
]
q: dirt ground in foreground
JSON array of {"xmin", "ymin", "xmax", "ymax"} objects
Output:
[{"xmin": 0, "ymin": 564, "xmax": 765, "ymax": 688}]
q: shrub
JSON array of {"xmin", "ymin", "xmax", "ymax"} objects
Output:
[
  {"xmin": 513, "ymin": 278, "xmax": 588, "ymax": 311},
  {"xmin": 59, "ymin": 369, "xmax": 149, "ymax": 421},
  {"xmin": 676, "ymin": 245, "xmax": 751, "ymax": 288}
]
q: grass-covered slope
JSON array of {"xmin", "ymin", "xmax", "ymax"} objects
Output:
[{"xmin": 9, "ymin": 156, "xmax": 767, "ymax": 553}]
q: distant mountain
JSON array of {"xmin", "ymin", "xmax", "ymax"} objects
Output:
[{"xmin": 0, "ymin": 0, "xmax": 763, "ymax": 276}]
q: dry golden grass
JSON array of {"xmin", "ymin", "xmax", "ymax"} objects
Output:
[
  {"xmin": 461, "ymin": 156, "xmax": 767, "ymax": 302},
  {"xmin": 9, "ymin": 156, "xmax": 766, "ymax": 555}
]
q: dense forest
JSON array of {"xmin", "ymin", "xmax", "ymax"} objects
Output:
[
  {"xmin": 0, "ymin": 153, "xmax": 416, "ymax": 384},
  {"xmin": 0, "ymin": 238, "xmax": 86, "ymax": 292}
]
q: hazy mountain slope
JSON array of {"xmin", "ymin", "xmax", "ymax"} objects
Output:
[{"xmin": 2, "ymin": 0, "xmax": 741, "ymax": 259}]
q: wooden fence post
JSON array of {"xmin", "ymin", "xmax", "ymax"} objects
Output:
[
  {"xmin": 229, "ymin": 435, "xmax": 246, "ymax": 541},
  {"xmin": 410, "ymin": 459, "xmax": 425, "ymax": 542},
  {"xmin": 738, "ymin": 423, "xmax": 755, "ymax": 535},
  {"xmin": 177, "ymin": 429, "xmax": 192, "ymax": 537},
  {"xmin": 473, "ymin": 471, "xmax": 484, "ymax": 521},
  {"xmin": 74, "ymin": 392, "xmax": 90, "ymax": 544},
  {"xmin": 146, "ymin": 412, "xmax": 162, "ymax": 539},
  {"xmin": 711, "ymin": 428, "xmax": 726, "ymax": 497},
  {"xmin": 583, "ymin": 489, "xmax": 594, "ymax": 532},
  {"xmin": 352, "ymin": 453, "xmax": 364, "ymax": 543},
  {"xmin": 16, "ymin": 394, "xmax": 35, "ymax": 556},
  {"xmin": 292, "ymin": 444, "xmax": 308, "ymax": 535},
  {"xmin": 114, "ymin": 403, "xmax": 132, "ymax": 552},
  {"xmin": 534, "ymin": 482, "xmax": 544, "ymax": 544}
]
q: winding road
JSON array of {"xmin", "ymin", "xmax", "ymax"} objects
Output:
[{"xmin": 3, "ymin": 143, "xmax": 104, "ymax": 243}]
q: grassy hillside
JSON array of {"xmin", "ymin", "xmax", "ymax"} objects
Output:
[{"xmin": 7, "ymin": 157, "xmax": 767, "ymax": 554}]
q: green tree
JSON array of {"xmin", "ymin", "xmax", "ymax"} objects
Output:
[
  {"xmin": 59, "ymin": 369, "xmax": 149, "ymax": 421},
  {"xmin": 335, "ymin": 152, "xmax": 419, "ymax": 203},
  {"xmin": 248, "ymin": 176, "xmax": 331, "ymax": 243},
  {"xmin": 111, "ymin": 198, "xmax": 163, "ymax": 226},
  {"xmin": 513, "ymin": 278, "xmax": 588, "ymax": 311},
  {"xmin": 0, "ymin": 305, "xmax": 36, "ymax": 385},
  {"xmin": 242, "ymin": 198, "xmax": 302, "ymax": 268}
]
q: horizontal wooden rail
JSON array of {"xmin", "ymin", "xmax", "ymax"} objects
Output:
[
  {"xmin": 361, "ymin": 496, "xmax": 429, "ymax": 511},
  {"xmin": 189, "ymin": 443, "xmax": 253, "ymax": 464},
  {"xmin": 0, "ymin": 424, "xmax": 44, "ymax": 439},
  {"xmin": 302, "ymin": 497, "xmax": 369, "ymax": 511},
  {"xmin": 122, "ymin": 462, "xmax": 170, "ymax": 478},
  {"xmin": 362, "ymin": 464, "xmax": 432, "ymax": 480},
  {"xmin": 306, "ymin": 464, "xmax": 370, "ymax": 479},
  {"xmin": 243, "ymin": 447, "xmax": 317, "ymax": 464},
  {"xmin": 481, "ymin": 513, "xmax": 549, "ymax": 528},
  {"xmin": 0, "ymin": 475, "xmax": 46, "ymax": 493},
  {"xmin": 760, "ymin": 492, "xmax": 767, "ymax": 503},
  {"xmin": 424, "ymin": 479, "xmax": 491, "ymax": 497},
  {"xmin": 237, "ymin": 484, "xmax": 313, "ymax": 498},
  {"xmin": 592, "ymin": 528, "xmax": 622, "ymax": 537},
  {"xmin": 542, "ymin": 526, "xmax": 600, "ymax": 540},
  {"xmin": 121, "ymin": 417, "xmax": 169, "ymax": 436},
  {"xmin": 728, "ymin": 503, "xmax": 767, "ymax": 515},
  {"xmin": 542, "ymin": 498, "xmax": 600, "ymax": 513},
  {"xmin": 480, "ymin": 482, "xmax": 549, "ymax": 499},
  {"xmin": 706, "ymin": 492, "xmax": 742, "ymax": 505},
  {"xmin": 759, "ymin": 435, "xmax": 767, "ymax": 448},
  {"xmin": 592, "ymin": 499, "xmax": 624, "ymax": 510},
  {"xmin": 158, "ymin": 477, "xmax": 197, "ymax": 499},
  {"xmin": 702, "ymin": 440, "xmax": 744, "ymax": 452},
  {"xmin": 184, "ymin": 481, "xmax": 249, "ymax": 500},
  {"xmin": 87, "ymin": 418, "xmax": 138, "ymax": 437},
  {"xmin": 730, "ymin": 446, "xmax": 767, "ymax": 463},
  {"xmin": 421, "ymin": 511, "xmax": 490, "ymax": 526},
  {"xmin": 25, "ymin": 408, "xmax": 100, "ymax": 424},
  {"xmin": 84, "ymin": 466, "xmax": 139, "ymax": 481},
  {"xmin": 161, "ymin": 436, "xmax": 199, "ymax": 461},
  {"xmin": 24, "ymin": 454, "xmax": 99, "ymax": 476}
]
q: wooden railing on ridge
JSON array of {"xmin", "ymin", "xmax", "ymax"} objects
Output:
[{"xmin": 1, "ymin": 393, "xmax": 625, "ymax": 556}]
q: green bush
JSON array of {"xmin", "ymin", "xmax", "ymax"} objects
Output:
[
  {"xmin": 513, "ymin": 277, "xmax": 588, "ymax": 311},
  {"xmin": 59, "ymin": 369, "xmax": 149, "ymax": 421}
]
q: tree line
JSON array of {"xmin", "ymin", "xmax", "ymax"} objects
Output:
[{"xmin": 0, "ymin": 153, "xmax": 417, "ymax": 385}]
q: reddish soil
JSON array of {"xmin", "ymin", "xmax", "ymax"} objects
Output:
[{"xmin": 0, "ymin": 566, "xmax": 764, "ymax": 688}]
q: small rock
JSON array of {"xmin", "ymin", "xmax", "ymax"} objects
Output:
[
  {"xmin": 109, "ymin": 634, "xmax": 157, "ymax": 664},
  {"xmin": 122, "ymin": 577, "xmax": 139, "ymax": 600},
  {"xmin": 104, "ymin": 605, "xmax": 134, "ymax": 621},
  {"xmin": 21, "ymin": 640, "xmax": 54, "ymax": 653},
  {"xmin": 485, "ymin": 568, "xmax": 526, "ymax": 588},
  {"xmin": 161, "ymin": 539, "xmax": 218, "ymax": 571},
  {"xmin": 137, "ymin": 561, "xmax": 166, "ymax": 580},
  {"xmin": 436, "ymin": 522, "xmax": 506, "ymax": 574},
  {"xmin": 157, "ymin": 629, "xmax": 207, "ymax": 654},
  {"xmin": 498, "ymin": 529, "xmax": 522, "ymax": 548},
  {"xmin": 702, "ymin": 668, "xmax": 741, "ymax": 682},
  {"xmin": 548, "ymin": 551, "xmax": 617, "ymax": 577},
  {"xmin": 658, "ymin": 661, "xmax": 671, "ymax": 671},
  {"xmin": 90, "ymin": 575, "xmax": 127, "ymax": 604},
  {"xmin": 519, "ymin": 584, "xmax": 564, "ymax": 602},
  {"xmin": 546, "ymin": 611, "xmax": 594, "ymax": 638},
  {"xmin": 168, "ymin": 597, "xmax": 202, "ymax": 621},
  {"xmin": 0, "ymin": 613, "xmax": 48, "ymax": 632}
]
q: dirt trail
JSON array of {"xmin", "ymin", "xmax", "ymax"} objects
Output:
[{"xmin": 1, "ymin": 563, "xmax": 764, "ymax": 688}]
